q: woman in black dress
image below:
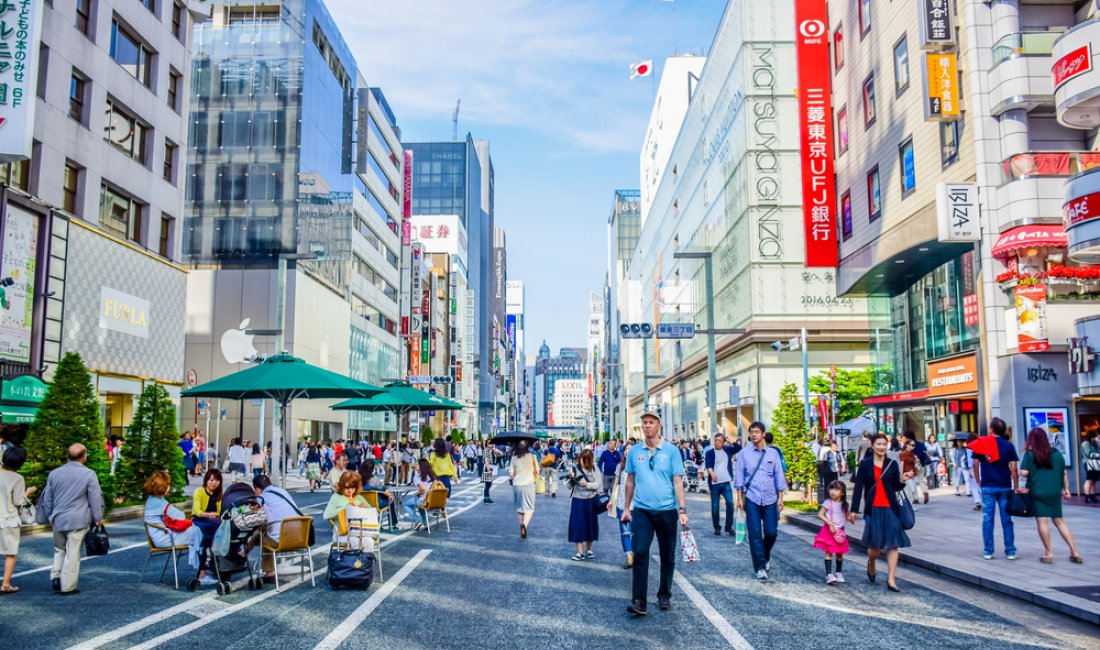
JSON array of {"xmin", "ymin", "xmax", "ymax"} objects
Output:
[{"xmin": 849, "ymin": 432, "xmax": 916, "ymax": 592}]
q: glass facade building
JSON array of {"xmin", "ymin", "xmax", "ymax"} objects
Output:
[{"xmin": 184, "ymin": 0, "xmax": 400, "ymax": 439}]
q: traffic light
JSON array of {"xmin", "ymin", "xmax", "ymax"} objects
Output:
[{"xmin": 620, "ymin": 322, "xmax": 653, "ymax": 339}]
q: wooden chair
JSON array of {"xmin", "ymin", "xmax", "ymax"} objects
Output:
[
  {"xmin": 141, "ymin": 521, "xmax": 190, "ymax": 589},
  {"xmin": 261, "ymin": 516, "xmax": 315, "ymax": 592},
  {"xmin": 418, "ymin": 485, "xmax": 450, "ymax": 534},
  {"xmin": 362, "ymin": 489, "xmax": 398, "ymax": 528},
  {"xmin": 341, "ymin": 505, "xmax": 384, "ymax": 582}
]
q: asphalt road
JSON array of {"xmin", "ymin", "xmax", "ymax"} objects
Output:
[{"xmin": 2, "ymin": 477, "xmax": 1097, "ymax": 650}]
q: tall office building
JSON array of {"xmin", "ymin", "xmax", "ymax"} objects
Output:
[
  {"xmin": 620, "ymin": 1, "xmax": 872, "ymax": 439},
  {"xmin": 404, "ymin": 136, "xmax": 497, "ymax": 434},
  {"xmin": 533, "ymin": 342, "xmax": 586, "ymax": 427},
  {"xmin": 182, "ymin": 0, "xmax": 404, "ymax": 453},
  {"xmin": 606, "ymin": 189, "xmax": 640, "ymax": 437},
  {"xmin": 586, "ymin": 291, "xmax": 604, "ymax": 438},
  {"xmin": 506, "ymin": 280, "xmax": 526, "ymax": 430},
  {"xmin": 0, "ymin": 1, "xmax": 209, "ymax": 437}
]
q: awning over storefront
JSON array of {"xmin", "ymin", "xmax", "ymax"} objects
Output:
[
  {"xmin": 992, "ymin": 225, "xmax": 1068, "ymax": 259},
  {"xmin": 0, "ymin": 404, "xmax": 37, "ymax": 424}
]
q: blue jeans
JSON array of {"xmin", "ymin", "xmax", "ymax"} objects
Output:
[
  {"xmin": 981, "ymin": 486, "xmax": 1016, "ymax": 556},
  {"xmin": 630, "ymin": 508, "xmax": 677, "ymax": 605},
  {"xmin": 438, "ymin": 475, "xmax": 452, "ymax": 496},
  {"xmin": 710, "ymin": 482, "xmax": 734, "ymax": 531},
  {"xmin": 743, "ymin": 499, "xmax": 779, "ymax": 572},
  {"xmin": 616, "ymin": 507, "xmax": 633, "ymax": 554}
]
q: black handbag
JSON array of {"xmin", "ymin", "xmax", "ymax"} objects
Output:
[
  {"xmin": 1007, "ymin": 491, "xmax": 1035, "ymax": 517},
  {"xmin": 327, "ymin": 547, "xmax": 373, "ymax": 590},
  {"xmin": 84, "ymin": 523, "xmax": 110, "ymax": 556},
  {"xmin": 594, "ymin": 493, "xmax": 611, "ymax": 510},
  {"xmin": 896, "ymin": 492, "xmax": 916, "ymax": 530}
]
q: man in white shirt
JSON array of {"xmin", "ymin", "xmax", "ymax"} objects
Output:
[{"xmin": 250, "ymin": 474, "xmax": 304, "ymax": 583}]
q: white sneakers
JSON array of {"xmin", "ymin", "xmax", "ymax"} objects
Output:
[
  {"xmin": 825, "ymin": 573, "xmax": 838, "ymax": 585},
  {"xmin": 834, "ymin": 572, "xmax": 845, "ymax": 583},
  {"xmin": 756, "ymin": 570, "xmax": 768, "ymax": 581}
]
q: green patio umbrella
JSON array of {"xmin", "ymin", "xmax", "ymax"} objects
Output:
[
  {"xmin": 330, "ymin": 381, "xmax": 464, "ymax": 415},
  {"xmin": 182, "ymin": 354, "xmax": 383, "ymax": 484}
]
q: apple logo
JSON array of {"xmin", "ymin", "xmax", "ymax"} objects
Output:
[{"xmin": 221, "ymin": 318, "xmax": 258, "ymax": 364}]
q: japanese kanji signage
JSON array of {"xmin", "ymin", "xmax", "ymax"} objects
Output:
[
  {"xmin": 409, "ymin": 214, "xmax": 467, "ymax": 256},
  {"xmin": 402, "ymin": 150, "xmax": 412, "ymax": 246},
  {"xmin": 918, "ymin": 0, "xmax": 955, "ymax": 51},
  {"xmin": 0, "ymin": 0, "xmax": 42, "ymax": 163},
  {"xmin": 924, "ymin": 52, "xmax": 959, "ymax": 121},
  {"xmin": 794, "ymin": 0, "xmax": 837, "ymax": 267}
]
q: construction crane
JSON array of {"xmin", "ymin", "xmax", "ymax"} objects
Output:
[{"xmin": 452, "ymin": 99, "xmax": 461, "ymax": 140}]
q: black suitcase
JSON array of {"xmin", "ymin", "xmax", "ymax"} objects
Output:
[{"xmin": 327, "ymin": 546, "xmax": 374, "ymax": 590}]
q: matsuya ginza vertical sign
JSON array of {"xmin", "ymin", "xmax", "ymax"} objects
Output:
[
  {"xmin": 794, "ymin": 0, "xmax": 837, "ymax": 267},
  {"xmin": 0, "ymin": 0, "xmax": 42, "ymax": 162}
]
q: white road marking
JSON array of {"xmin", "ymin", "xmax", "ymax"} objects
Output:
[
  {"xmin": 65, "ymin": 480, "xmax": 495, "ymax": 649},
  {"xmin": 674, "ymin": 572, "xmax": 755, "ymax": 650},
  {"xmin": 311, "ymin": 550, "xmax": 432, "ymax": 650},
  {"xmin": 12, "ymin": 541, "xmax": 148, "ymax": 578}
]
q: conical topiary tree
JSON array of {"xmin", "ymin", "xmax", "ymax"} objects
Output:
[
  {"xmin": 115, "ymin": 384, "xmax": 187, "ymax": 501},
  {"xmin": 770, "ymin": 382, "xmax": 816, "ymax": 498},
  {"xmin": 23, "ymin": 352, "xmax": 114, "ymax": 505},
  {"xmin": 419, "ymin": 424, "xmax": 434, "ymax": 446}
]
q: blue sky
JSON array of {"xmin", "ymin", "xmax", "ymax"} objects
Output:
[{"xmin": 326, "ymin": 0, "xmax": 726, "ymax": 357}]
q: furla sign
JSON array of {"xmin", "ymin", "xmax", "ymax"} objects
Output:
[{"xmin": 99, "ymin": 287, "xmax": 150, "ymax": 338}]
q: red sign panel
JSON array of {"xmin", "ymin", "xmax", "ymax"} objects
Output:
[
  {"xmin": 963, "ymin": 294, "xmax": 979, "ymax": 327},
  {"xmin": 795, "ymin": 0, "xmax": 838, "ymax": 267},
  {"xmin": 1053, "ymin": 44, "xmax": 1092, "ymax": 89},
  {"xmin": 1064, "ymin": 191, "xmax": 1100, "ymax": 228}
]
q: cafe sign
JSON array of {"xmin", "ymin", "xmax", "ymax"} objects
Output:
[
  {"xmin": 99, "ymin": 286, "xmax": 150, "ymax": 339},
  {"xmin": 927, "ymin": 353, "xmax": 979, "ymax": 397}
]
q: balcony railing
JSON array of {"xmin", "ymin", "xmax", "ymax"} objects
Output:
[
  {"xmin": 1001, "ymin": 151, "xmax": 1100, "ymax": 184},
  {"xmin": 992, "ymin": 31, "xmax": 1063, "ymax": 67}
]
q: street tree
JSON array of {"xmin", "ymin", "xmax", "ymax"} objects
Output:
[
  {"xmin": 770, "ymin": 382, "xmax": 815, "ymax": 496},
  {"xmin": 22, "ymin": 352, "xmax": 115, "ymax": 504},
  {"xmin": 808, "ymin": 367, "xmax": 876, "ymax": 424},
  {"xmin": 115, "ymin": 384, "xmax": 188, "ymax": 501}
]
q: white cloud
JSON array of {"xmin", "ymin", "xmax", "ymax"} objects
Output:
[{"xmin": 325, "ymin": 0, "xmax": 662, "ymax": 153}]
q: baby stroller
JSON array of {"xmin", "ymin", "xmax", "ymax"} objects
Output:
[
  {"xmin": 187, "ymin": 481, "xmax": 265, "ymax": 594},
  {"xmin": 684, "ymin": 462, "xmax": 702, "ymax": 492}
]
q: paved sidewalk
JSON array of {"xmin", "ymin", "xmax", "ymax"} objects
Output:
[{"xmin": 783, "ymin": 484, "xmax": 1100, "ymax": 625}]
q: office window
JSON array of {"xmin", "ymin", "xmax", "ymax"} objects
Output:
[
  {"xmin": 109, "ymin": 19, "xmax": 154, "ymax": 87},
  {"xmin": 894, "ymin": 36, "xmax": 910, "ymax": 95},
  {"xmin": 841, "ymin": 191, "xmax": 853, "ymax": 241},
  {"xmin": 863, "ymin": 74, "xmax": 876, "ymax": 126},
  {"xmin": 172, "ymin": 3, "xmax": 185, "ymax": 41},
  {"xmin": 36, "ymin": 45, "xmax": 48, "ymax": 100},
  {"xmin": 0, "ymin": 160, "xmax": 29, "ymax": 191},
  {"xmin": 216, "ymin": 163, "xmax": 247, "ymax": 201},
  {"xmin": 833, "ymin": 25, "xmax": 844, "ymax": 71},
  {"xmin": 69, "ymin": 70, "xmax": 86, "ymax": 123},
  {"xmin": 167, "ymin": 69, "xmax": 181, "ymax": 111},
  {"xmin": 104, "ymin": 99, "xmax": 148, "ymax": 164},
  {"xmin": 99, "ymin": 184, "xmax": 143, "ymax": 242},
  {"xmin": 867, "ymin": 166, "xmax": 882, "ymax": 221},
  {"xmin": 63, "ymin": 162, "xmax": 81, "ymax": 213},
  {"xmin": 837, "ymin": 106, "xmax": 848, "ymax": 155},
  {"xmin": 140, "ymin": 0, "xmax": 155, "ymax": 13},
  {"xmin": 859, "ymin": 0, "xmax": 871, "ymax": 36},
  {"xmin": 163, "ymin": 139, "xmax": 177, "ymax": 184},
  {"xmin": 159, "ymin": 214, "xmax": 173, "ymax": 257},
  {"xmin": 941, "ymin": 120, "xmax": 960, "ymax": 168},
  {"xmin": 76, "ymin": 0, "xmax": 92, "ymax": 36},
  {"xmin": 899, "ymin": 137, "xmax": 916, "ymax": 196}
]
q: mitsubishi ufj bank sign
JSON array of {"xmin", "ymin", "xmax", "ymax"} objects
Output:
[
  {"xmin": 0, "ymin": 0, "xmax": 42, "ymax": 162},
  {"xmin": 794, "ymin": 0, "xmax": 838, "ymax": 267}
]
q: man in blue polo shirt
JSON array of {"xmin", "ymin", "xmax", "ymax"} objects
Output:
[{"xmin": 622, "ymin": 410, "xmax": 688, "ymax": 616}]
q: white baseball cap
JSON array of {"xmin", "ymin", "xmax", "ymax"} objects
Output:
[{"xmin": 641, "ymin": 410, "xmax": 662, "ymax": 423}]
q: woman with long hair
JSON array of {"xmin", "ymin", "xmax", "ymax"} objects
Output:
[
  {"xmin": 250, "ymin": 443, "xmax": 265, "ymax": 478},
  {"xmin": 849, "ymin": 433, "xmax": 916, "ymax": 592},
  {"xmin": 404, "ymin": 459, "xmax": 436, "ymax": 528},
  {"xmin": 1020, "ymin": 428, "xmax": 1083, "ymax": 563},
  {"xmin": 429, "ymin": 438, "xmax": 458, "ymax": 496},
  {"xmin": 509, "ymin": 440, "xmax": 539, "ymax": 539},
  {"xmin": 305, "ymin": 444, "xmax": 322, "ymax": 492},
  {"xmin": 567, "ymin": 449, "xmax": 601, "ymax": 561}
]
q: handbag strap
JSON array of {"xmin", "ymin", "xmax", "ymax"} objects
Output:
[
  {"xmin": 742, "ymin": 448, "xmax": 768, "ymax": 494},
  {"xmin": 266, "ymin": 489, "xmax": 305, "ymax": 517}
]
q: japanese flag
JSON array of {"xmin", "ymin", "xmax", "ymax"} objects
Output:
[{"xmin": 630, "ymin": 60, "xmax": 654, "ymax": 79}]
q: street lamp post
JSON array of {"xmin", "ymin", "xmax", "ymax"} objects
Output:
[{"xmin": 773, "ymin": 327, "xmax": 811, "ymax": 426}]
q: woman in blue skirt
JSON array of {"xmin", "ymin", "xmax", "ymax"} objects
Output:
[
  {"xmin": 850, "ymin": 432, "xmax": 916, "ymax": 592},
  {"xmin": 567, "ymin": 449, "xmax": 601, "ymax": 561}
]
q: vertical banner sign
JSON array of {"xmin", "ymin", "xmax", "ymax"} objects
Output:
[
  {"xmin": 1015, "ymin": 284, "xmax": 1049, "ymax": 352},
  {"xmin": 402, "ymin": 150, "xmax": 413, "ymax": 246},
  {"xmin": 0, "ymin": 205, "xmax": 37, "ymax": 361},
  {"xmin": 924, "ymin": 52, "xmax": 960, "ymax": 121},
  {"xmin": 918, "ymin": 0, "xmax": 955, "ymax": 51},
  {"xmin": 794, "ymin": 0, "xmax": 838, "ymax": 267},
  {"xmin": 935, "ymin": 183, "xmax": 980, "ymax": 241},
  {"xmin": 0, "ymin": 1, "xmax": 43, "ymax": 162}
]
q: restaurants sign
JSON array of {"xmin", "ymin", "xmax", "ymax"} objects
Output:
[
  {"xmin": 794, "ymin": 0, "xmax": 837, "ymax": 267},
  {"xmin": 0, "ymin": 0, "xmax": 43, "ymax": 163},
  {"xmin": 935, "ymin": 183, "xmax": 980, "ymax": 242},
  {"xmin": 918, "ymin": 0, "xmax": 955, "ymax": 50},
  {"xmin": 1052, "ymin": 44, "xmax": 1092, "ymax": 90},
  {"xmin": 927, "ymin": 353, "xmax": 979, "ymax": 398}
]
